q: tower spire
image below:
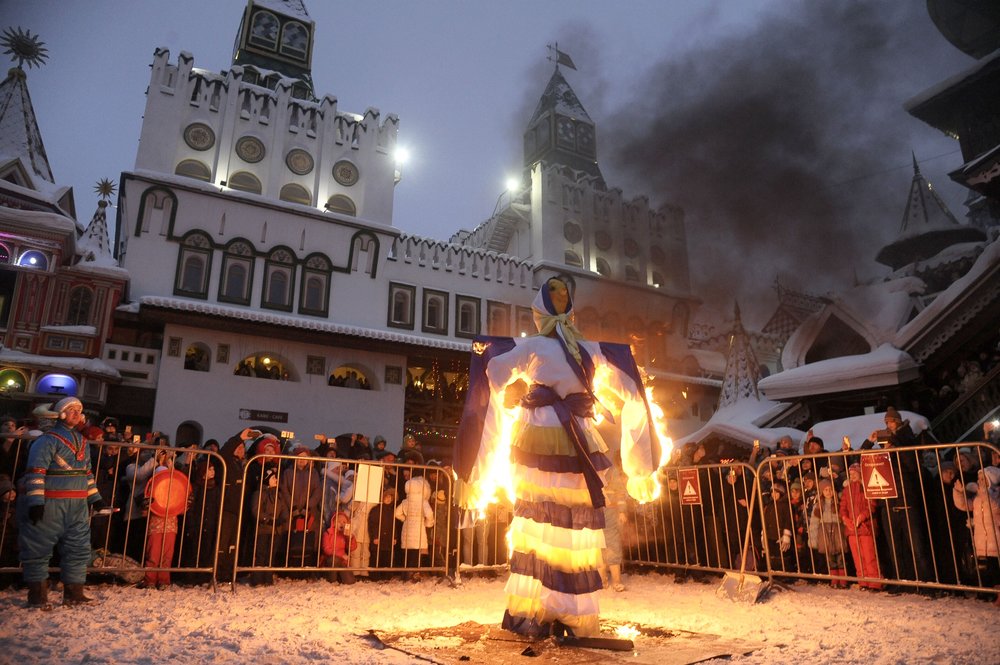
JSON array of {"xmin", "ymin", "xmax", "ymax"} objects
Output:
[{"xmin": 718, "ymin": 301, "xmax": 761, "ymax": 409}]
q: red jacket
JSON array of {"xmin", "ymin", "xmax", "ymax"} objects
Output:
[
  {"xmin": 321, "ymin": 516, "xmax": 358, "ymax": 564},
  {"xmin": 840, "ymin": 480, "xmax": 877, "ymax": 536}
]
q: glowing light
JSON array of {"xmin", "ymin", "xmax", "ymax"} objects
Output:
[
  {"xmin": 6, "ymin": 379, "xmax": 14, "ymax": 387},
  {"xmin": 29, "ymin": 257, "xmax": 37, "ymax": 265},
  {"xmin": 992, "ymin": 419, "xmax": 999, "ymax": 428},
  {"xmin": 395, "ymin": 146, "xmax": 410, "ymax": 165},
  {"xmin": 262, "ymin": 357, "xmax": 271, "ymax": 365},
  {"xmin": 615, "ymin": 624, "xmax": 640, "ymax": 640},
  {"xmin": 505, "ymin": 177, "xmax": 520, "ymax": 192},
  {"xmin": 681, "ymin": 389, "xmax": 688, "ymax": 399}
]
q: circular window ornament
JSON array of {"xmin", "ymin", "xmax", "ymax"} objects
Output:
[
  {"xmin": 285, "ymin": 149, "xmax": 314, "ymax": 175},
  {"xmin": 624, "ymin": 237, "xmax": 639, "ymax": 258},
  {"xmin": 183, "ymin": 123, "xmax": 215, "ymax": 151},
  {"xmin": 650, "ymin": 246, "xmax": 666, "ymax": 266},
  {"xmin": 563, "ymin": 222, "xmax": 583, "ymax": 244},
  {"xmin": 595, "ymin": 231, "xmax": 613, "ymax": 251},
  {"xmin": 235, "ymin": 136, "xmax": 266, "ymax": 163},
  {"xmin": 333, "ymin": 160, "xmax": 359, "ymax": 186}
]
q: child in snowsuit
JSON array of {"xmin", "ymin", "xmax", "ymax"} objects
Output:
[
  {"xmin": 840, "ymin": 464, "xmax": 882, "ymax": 589},
  {"xmin": 321, "ymin": 511, "xmax": 356, "ymax": 584}
]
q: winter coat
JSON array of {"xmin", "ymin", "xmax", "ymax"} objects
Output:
[
  {"xmin": 952, "ymin": 468, "xmax": 1000, "ymax": 558},
  {"xmin": 219, "ymin": 436, "xmax": 247, "ymax": 516},
  {"xmin": 395, "ymin": 476, "xmax": 434, "ymax": 550},
  {"xmin": 812, "ymin": 496, "xmax": 846, "ymax": 558},
  {"xmin": 321, "ymin": 514, "xmax": 357, "ymax": 564},
  {"xmin": 840, "ymin": 479, "xmax": 878, "ymax": 536},
  {"xmin": 368, "ymin": 502, "xmax": 397, "ymax": 549},
  {"xmin": 281, "ymin": 464, "xmax": 322, "ymax": 532},
  {"xmin": 121, "ymin": 454, "xmax": 157, "ymax": 522},
  {"xmin": 250, "ymin": 483, "xmax": 289, "ymax": 536}
]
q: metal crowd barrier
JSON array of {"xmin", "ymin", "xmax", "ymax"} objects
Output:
[
  {"xmin": 231, "ymin": 454, "xmax": 455, "ymax": 589},
  {"xmin": 625, "ymin": 442, "xmax": 1000, "ymax": 597}
]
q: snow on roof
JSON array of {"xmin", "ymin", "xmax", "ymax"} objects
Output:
[
  {"xmin": 895, "ymin": 237, "xmax": 1000, "ymax": 351},
  {"xmin": 672, "ymin": 397, "xmax": 803, "ymax": 449},
  {"xmin": 0, "ymin": 163, "xmax": 74, "ymax": 212},
  {"xmin": 527, "ymin": 68, "xmax": 593, "ymax": 126},
  {"xmin": 646, "ymin": 368, "xmax": 722, "ymax": 389},
  {"xmin": 780, "ymin": 276, "xmax": 923, "ymax": 369},
  {"xmin": 40, "ymin": 325, "xmax": 97, "ymax": 336},
  {"xmin": 689, "ymin": 349, "xmax": 727, "ymax": 375},
  {"xmin": 0, "ymin": 199, "xmax": 77, "ymax": 236},
  {"xmin": 909, "ymin": 240, "xmax": 985, "ymax": 273},
  {"xmin": 138, "ymin": 295, "xmax": 473, "ymax": 352},
  {"xmin": 254, "ymin": 0, "xmax": 311, "ymax": 21},
  {"xmin": 129, "ymin": 169, "xmax": 398, "ymax": 234},
  {"xmin": 904, "ymin": 48, "xmax": 1000, "ymax": 112},
  {"xmin": 760, "ymin": 343, "xmax": 919, "ymax": 401},
  {"xmin": 0, "ymin": 67, "xmax": 53, "ymax": 185},
  {"xmin": 806, "ymin": 410, "xmax": 931, "ymax": 450},
  {"xmin": 0, "ymin": 347, "xmax": 120, "ymax": 379}
]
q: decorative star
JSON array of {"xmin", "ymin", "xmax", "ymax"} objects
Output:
[
  {"xmin": 94, "ymin": 178, "xmax": 117, "ymax": 200},
  {"xmin": 1, "ymin": 27, "xmax": 49, "ymax": 70}
]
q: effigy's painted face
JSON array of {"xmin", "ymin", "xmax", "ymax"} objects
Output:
[{"xmin": 548, "ymin": 279, "xmax": 569, "ymax": 314}]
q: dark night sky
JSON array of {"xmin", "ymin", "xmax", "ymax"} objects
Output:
[{"xmin": 4, "ymin": 0, "xmax": 976, "ymax": 325}]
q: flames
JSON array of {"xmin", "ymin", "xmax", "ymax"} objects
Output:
[{"xmin": 615, "ymin": 624, "xmax": 641, "ymax": 640}]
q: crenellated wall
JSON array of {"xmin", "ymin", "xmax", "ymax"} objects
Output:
[{"xmin": 135, "ymin": 48, "xmax": 399, "ymax": 226}]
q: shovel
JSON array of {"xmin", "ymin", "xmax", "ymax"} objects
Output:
[{"xmin": 717, "ymin": 477, "xmax": 768, "ymax": 603}]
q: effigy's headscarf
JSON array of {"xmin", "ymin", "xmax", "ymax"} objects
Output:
[{"xmin": 532, "ymin": 277, "xmax": 585, "ymax": 364}]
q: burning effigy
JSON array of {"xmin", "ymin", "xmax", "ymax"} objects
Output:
[{"xmin": 454, "ymin": 277, "xmax": 668, "ymax": 638}]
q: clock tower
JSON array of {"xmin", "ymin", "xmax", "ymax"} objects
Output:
[
  {"xmin": 232, "ymin": 0, "xmax": 315, "ymax": 98},
  {"xmin": 523, "ymin": 66, "xmax": 603, "ymax": 184}
]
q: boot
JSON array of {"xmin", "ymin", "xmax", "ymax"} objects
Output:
[
  {"xmin": 63, "ymin": 583, "xmax": 95, "ymax": 606},
  {"xmin": 27, "ymin": 580, "xmax": 52, "ymax": 611}
]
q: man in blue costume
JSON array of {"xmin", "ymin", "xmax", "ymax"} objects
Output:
[
  {"xmin": 18, "ymin": 396, "xmax": 103, "ymax": 609},
  {"xmin": 455, "ymin": 276, "xmax": 661, "ymax": 637}
]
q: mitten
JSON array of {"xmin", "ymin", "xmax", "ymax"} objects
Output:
[{"xmin": 780, "ymin": 529, "xmax": 792, "ymax": 553}]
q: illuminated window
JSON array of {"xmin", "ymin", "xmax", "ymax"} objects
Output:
[
  {"xmin": 17, "ymin": 250, "xmax": 48, "ymax": 270},
  {"xmin": 299, "ymin": 254, "xmax": 330, "ymax": 316}
]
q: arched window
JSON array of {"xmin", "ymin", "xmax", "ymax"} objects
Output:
[
  {"xmin": 263, "ymin": 247, "xmax": 295, "ymax": 311},
  {"xmin": 233, "ymin": 352, "xmax": 294, "ymax": 381},
  {"xmin": 219, "ymin": 239, "xmax": 254, "ymax": 305},
  {"xmin": 174, "ymin": 232, "xmax": 213, "ymax": 298},
  {"xmin": 455, "ymin": 296, "xmax": 480, "ymax": 339},
  {"xmin": 175, "ymin": 160, "xmax": 212, "ymax": 182},
  {"xmin": 0, "ymin": 368, "xmax": 27, "ymax": 393},
  {"xmin": 595, "ymin": 257, "xmax": 611, "ymax": 277},
  {"xmin": 422, "ymin": 289, "xmax": 448, "ymax": 335},
  {"xmin": 248, "ymin": 10, "xmax": 279, "ymax": 49},
  {"xmin": 328, "ymin": 365, "xmax": 374, "ymax": 390},
  {"xmin": 279, "ymin": 183, "xmax": 312, "ymax": 205},
  {"xmin": 184, "ymin": 343, "xmax": 211, "ymax": 372},
  {"xmin": 487, "ymin": 301, "xmax": 509, "ymax": 336},
  {"xmin": 0, "ymin": 244, "xmax": 10, "ymax": 263},
  {"xmin": 651, "ymin": 271, "xmax": 665, "ymax": 288},
  {"xmin": 17, "ymin": 250, "xmax": 48, "ymax": 270},
  {"xmin": 326, "ymin": 194, "xmax": 356, "ymax": 216},
  {"xmin": 388, "ymin": 282, "xmax": 415, "ymax": 329},
  {"xmin": 299, "ymin": 253, "xmax": 331, "ymax": 316},
  {"xmin": 280, "ymin": 21, "xmax": 309, "ymax": 60},
  {"xmin": 564, "ymin": 249, "xmax": 583, "ymax": 267},
  {"xmin": 66, "ymin": 286, "xmax": 93, "ymax": 326},
  {"xmin": 228, "ymin": 171, "xmax": 262, "ymax": 194}
]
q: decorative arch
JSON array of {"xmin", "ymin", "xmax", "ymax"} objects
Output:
[
  {"xmin": 175, "ymin": 159, "xmax": 212, "ymax": 182},
  {"xmin": 17, "ymin": 250, "xmax": 48, "ymax": 270},
  {"xmin": 280, "ymin": 21, "xmax": 309, "ymax": 60},
  {"xmin": 36, "ymin": 372, "xmax": 79, "ymax": 397},
  {"xmin": 0, "ymin": 243, "xmax": 11, "ymax": 263},
  {"xmin": 184, "ymin": 342, "xmax": 211, "ymax": 372},
  {"xmin": 279, "ymin": 182, "xmax": 312, "ymax": 205},
  {"xmin": 595, "ymin": 257, "xmax": 611, "ymax": 277},
  {"xmin": 248, "ymin": 9, "xmax": 279, "ymax": 49},
  {"xmin": 136, "ymin": 186, "xmax": 177, "ymax": 237},
  {"xmin": 348, "ymin": 230, "xmax": 379, "ymax": 278}
]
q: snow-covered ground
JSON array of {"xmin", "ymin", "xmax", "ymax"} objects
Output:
[{"xmin": 0, "ymin": 571, "xmax": 995, "ymax": 664}]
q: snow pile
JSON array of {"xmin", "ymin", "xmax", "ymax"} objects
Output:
[{"xmin": 2, "ymin": 571, "xmax": 992, "ymax": 663}]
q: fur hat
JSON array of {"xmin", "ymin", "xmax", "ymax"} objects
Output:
[
  {"xmin": 53, "ymin": 396, "xmax": 83, "ymax": 417},
  {"xmin": 399, "ymin": 448, "xmax": 424, "ymax": 465},
  {"xmin": 789, "ymin": 480, "xmax": 802, "ymax": 492},
  {"xmin": 884, "ymin": 406, "xmax": 902, "ymax": 423}
]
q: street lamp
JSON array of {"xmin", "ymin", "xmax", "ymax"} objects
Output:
[{"xmin": 492, "ymin": 176, "xmax": 521, "ymax": 217}]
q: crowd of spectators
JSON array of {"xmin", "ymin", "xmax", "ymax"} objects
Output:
[{"xmin": 630, "ymin": 409, "xmax": 1000, "ymax": 602}]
